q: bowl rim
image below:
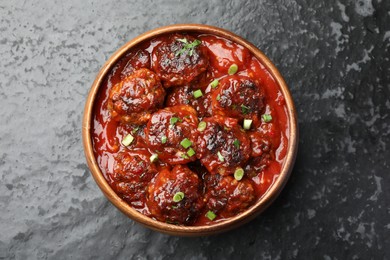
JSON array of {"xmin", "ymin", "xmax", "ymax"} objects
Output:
[{"xmin": 82, "ymin": 23, "xmax": 298, "ymax": 236}]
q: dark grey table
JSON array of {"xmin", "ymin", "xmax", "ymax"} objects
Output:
[{"xmin": 1, "ymin": 0, "xmax": 389, "ymax": 259}]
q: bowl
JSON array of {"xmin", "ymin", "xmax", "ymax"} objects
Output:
[{"xmin": 82, "ymin": 24, "xmax": 298, "ymax": 236}]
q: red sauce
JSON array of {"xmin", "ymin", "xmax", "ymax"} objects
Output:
[{"xmin": 92, "ymin": 33, "xmax": 289, "ymax": 226}]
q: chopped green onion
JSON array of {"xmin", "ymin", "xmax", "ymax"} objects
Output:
[
  {"xmin": 192, "ymin": 39, "xmax": 202, "ymax": 46},
  {"xmin": 233, "ymin": 139, "xmax": 240, "ymax": 149},
  {"xmin": 216, "ymin": 94, "xmax": 221, "ymax": 101},
  {"xmin": 161, "ymin": 136, "xmax": 167, "ymax": 144},
  {"xmin": 228, "ymin": 64, "xmax": 238, "ymax": 75},
  {"xmin": 262, "ymin": 114, "xmax": 272, "ymax": 123},
  {"xmin": 210, "ymin": 79, "xmax": 219, "ymax": 88},
  {"xmin": 181, "ymin": 153, "xmax": 189, "ymax": 159},
  {"xmin": 176, "ymin": 48, "xmax": 187, "ymax": 56},
  {"xmin": 193, "ymin": 89, "xmax": 203, "ymax": 99},
  {"xmin": 243, "ymin": 119, "xmax": 252, "ymax": 130},
  {"xmin": 170, "ymin": 117, "xmax": 179, "ymax": 125},
  {"xmin": 122, "ymin": 134, "xmax": 134, "ymax": 146},
  {"xmin": 173, "ymin": 191, "xmax": 185, "ymax": 202},
  {"xmin": 187, "ymin": 148, "xmax": 196, "ymax": 157},
  {"xmin": 131, "ymin": 126, "xmax": 140, "ymax": 134},
  {"xmin": 234, "ymin": 168, "xmax": 244, "ymax": 181},
  {"xmin": 217, "ymin": 151, "xmax": 224, "ymax": 162},
  {"xmin": 180, "ymin": 138, "xmax": 192, "ymax": 149},
  {"xmin": 205, "ymin": 210, "xmax": 216, "ymax": 221},
  {"xmin": 197, "ymin": 121, "xmax": 207, "ymax": 131},
  {"xmin": 150, "ymin": 154, "xmax": 159, "ymax": 163},
  {"xmin": 176, "ymin": 39, "xmax": 202, "ymax": 57},
  {"xmin": 241, "ymin": 104, "xmax": 250, "ymax": 115}
]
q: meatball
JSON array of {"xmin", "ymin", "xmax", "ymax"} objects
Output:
[
  {"xmin": 242, "ymin": 132, "xmax": 274, "ymax": 178},
  {"xmin": 165, "ymin": 85, "xmax": 212, "ymax": 117},
  {"xmin": 152, "ymin": 34, "xmax": 209, "ymax": 87},
  {"xmin": 117, "ymin": 122, "xmax": 148, "ymax": 149},
  {"xmin": 249, "ymin": 132, "xmax": 272, "ymax": 157},
  {"xmin": 121, "ymin": 49, "xmax": 151, "ymax": 78},
  {"xmin": 196, "ymin": 115, "xmax": 251, "ymax": 175},
  {"xmin": 204, "ymin": 174, "xmax": 256, "ymax": 218},
  {"xmin": 211, "ymin": 75, "xmax": 265, "ymax": 121},
  {"xmin": 109, "ymin": 149, "xmax": 158, "ymax": 209},
  {"xmin": 146, "ymin": 165, "xmax": 204, "ymax": 225},
  {"xmin": 107, "ymin": 68, "xmax": 166, "ymax": 125},
  {"xmin": 145, "ymin": 105, "xmax": 199, "ymax": 164}
]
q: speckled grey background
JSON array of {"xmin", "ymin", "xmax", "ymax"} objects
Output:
[{"xmin": 0, "ymin": 0, "xmax": 389, "ymax": 259}]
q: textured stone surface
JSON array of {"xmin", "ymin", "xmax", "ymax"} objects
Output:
[{"xmin": 0, "ymin": 0, "xmax": 389, "ymax": 259}]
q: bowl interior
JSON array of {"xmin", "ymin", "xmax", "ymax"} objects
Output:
[{"xmin": 82, "ymin": 24, "xmax": 298, "ymax": 236}]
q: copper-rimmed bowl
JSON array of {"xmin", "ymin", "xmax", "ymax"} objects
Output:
[{"xmin": 82, "ymin": 24, "xmax": 298, "ymax": 236}]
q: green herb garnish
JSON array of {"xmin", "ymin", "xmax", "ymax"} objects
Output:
[
  {"xmin": 205, "ymin": 211, "xmax": 216, "ymax": 221},
  {"xmin": 150, "ymin": 154, "xmax": 159, "ymax": 163},
  {"xmin": 228, "ymin": 64, "xmax": 238, "ymax": 75},
  {"xmin": 181, "ymin": 153, "xmax": 189, "ymax": 159},
  {"xmin": 173, "ymin": 192, "xmax": 185, "ymax": 202},
  {"xmin": 234, "ymin": 168, "xmax": 244, "ymax": 181},
  {"xmin": 131, "ymin": 126, "xmax": 140, "ymax": 134},
  {"xmin": 170, "ymin": 117, "xmax": 180, "ymax": 125},
  {"xmin": 233, "ymin": 139, "xmax": 240, "ymax": 149},
  {"xmin": 217, "ymin": 151, "xmax": 224, "ymax": 162},
  {"xmin": 197, "ymin": 121, "xmax": 207, "ymax": 131},
  {"xmin": 262, "ymin": 114, "xmax": 272, "ymax": 123},
  {"xmin": 122, "ymin": 134, "xmax": 134, "ymax": 146},
  {"xmin": 243, "ymin": 119, "xmax": 252, "ymax": 130},
  {"xmin": 187, "ymin": 148, "xmax": 196, "ymax": 157},
  {"xmin": 161, "ymin": 136, "xmax": 167, "ymax": 144},
  {"xmin": 175, "ymin": 39, "xmax": 202, "ymax": 57},
  {"xmin": 180, "ymin": 138, "xmax": 192, "ymax": 149},
  {"xmin": 210, "ymin": 79, "xmax": 219, "ymax": 88},
  {"xmin": 241, "ymin": 104, "xmax": 250, "ymax": 115},
  {"xmin": 193, "ymin": 89, "xmax": 203, "ymax": 99}
]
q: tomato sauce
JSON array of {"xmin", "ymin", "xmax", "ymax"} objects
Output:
[{"xmin": 92, "ymin": 33, "xmax": 289, "ymax": 226}]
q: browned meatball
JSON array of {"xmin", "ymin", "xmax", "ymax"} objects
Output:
[
  {"xmin": 116, "ymin": 122, "xmax": 148, "ymax": 150},
  {"xmin": 121, "ymin": 49, "xmax": 151, "ymax": 78},
  {"xmin": 146, "ymin": 165, "xmax": 204, "ymax": 225},
  {"xmin": 211, "ymin": 75, "xmax": 265, "ymax": 121},
  {"xmin": 196, "ymin": 115, "xmax": 251, "ymax": 175},
  {"xmin": 107, "ymin": 68, "xmax": 166, "ymax": 125},
  {"xmin": 249, "ymin": 132, "xmax": 272, "ymax": 157},
  {"xmin": 204, "ymin": 174, "xmax": 256, "ymax": 218},
  {"xmin": 109, "ymin": 149, "xmax": 158, "ymax": 209},
  {"xmin": 145, "ymin": 105, "xmax": 199, "ymax": 164},
  {"xmin": 152, "ymin": 34, "xmax": 209, "ymax": 87},
  {"xmin": 244, "ymin": 132, "xmax": 274, "ymax": 177},
  {"xmin": 165, "ymin": 85, "xmax": 212, "ymax": 118}
]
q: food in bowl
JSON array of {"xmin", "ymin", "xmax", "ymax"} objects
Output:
[{"xmin": 91, "ymin": 30, "xmax": 291, "ymax": 226}]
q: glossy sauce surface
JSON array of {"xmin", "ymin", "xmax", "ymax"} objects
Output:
[{"xmin": 92, "ymin": 33, "xmax": 289, "ymax": 226}]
